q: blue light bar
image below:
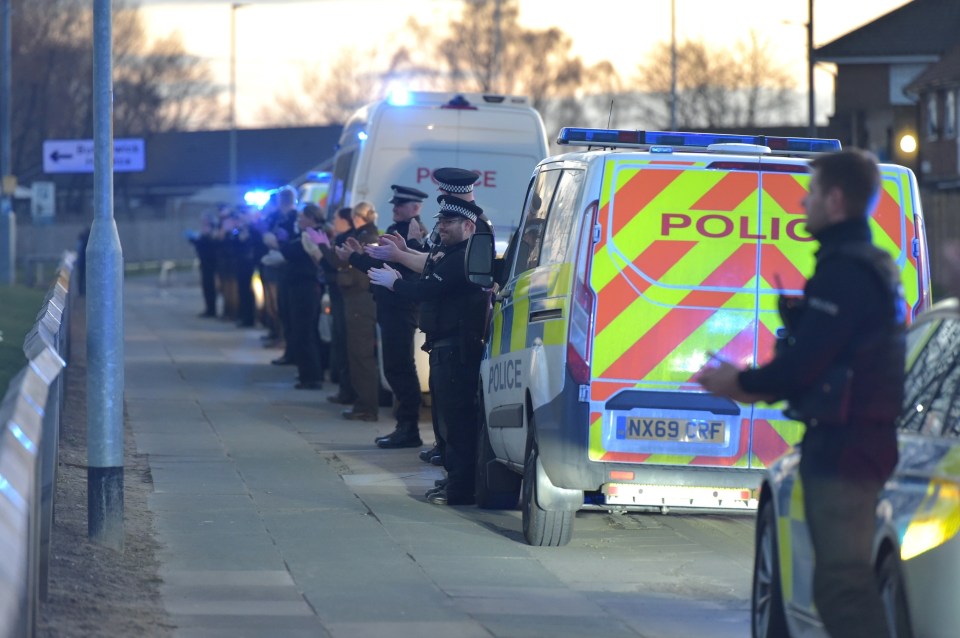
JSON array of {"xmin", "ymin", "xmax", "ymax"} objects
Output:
[
  {"xmin": 357, "ymin": 131, "xmax": 368, "ymax": 141},
  {"xmin": 387, "ymin": 88, "xmax": 412, "ymax": 107},
  {"xmin": 244, "ymin": 189, "xmax": 273, "ymax": 209},
  {"xmin": 556, "ymin": 127, "xmax": 841, "ymax": 153}
]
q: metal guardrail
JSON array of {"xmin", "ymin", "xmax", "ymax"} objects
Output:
[{"xmin": 0, "ymin": 252, "xmax": 74, "ymax": 638}]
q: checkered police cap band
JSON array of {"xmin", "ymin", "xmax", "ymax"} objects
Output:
[
  {"xmin": 436, "ymin": 201, "xmax": 479, "ymax": 222},
  {"xmin": 437, "ymin": 181, "xmax": 473, "ymax": 193}
]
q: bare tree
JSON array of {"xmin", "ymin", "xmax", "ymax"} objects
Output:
[
  {"xmin": 258, "ymin": 48, "xmax": 383, "ymax": 126},
  {"xmin": 8, "ymin": 0, "xmax": 221, "ymax": 210},
  {"xmin": 634, "ymin": 34, "xmax": 798, "ymax": 129}
]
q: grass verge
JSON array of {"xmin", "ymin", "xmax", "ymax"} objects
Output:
[{"xmin": 0, "ymin": 284, "xmax": 49, "ymax": 392}]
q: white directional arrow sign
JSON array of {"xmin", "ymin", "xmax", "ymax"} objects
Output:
[{"xmin": 43, "ymin": 138, "xmax": 145, "ymax": 174}]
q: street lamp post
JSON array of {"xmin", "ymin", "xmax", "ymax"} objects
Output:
[
  {"xmin": 229, "ymin": 3, "xmax": 246, "ymax": 188},
  {"xmin": 1, "ymin": 0, "xmax": 14, "ymax": 285}
]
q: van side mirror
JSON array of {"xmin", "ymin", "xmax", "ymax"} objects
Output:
[{"xmin": 465, "ymin": 231, "xmax": 495, "ymax": 288}]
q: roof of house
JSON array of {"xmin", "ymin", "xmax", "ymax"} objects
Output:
[
  {"xmin": 816, "ymin": 0, "xmax": 960, "ymax": 62},
  {"xmin": 905, "ymin": 42, "xmax": 960, "ymax": 92}
]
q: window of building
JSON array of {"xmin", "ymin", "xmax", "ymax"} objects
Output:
[
  {"xmin": 927, "ymin": 93, "xmax": 939, "ymax": 140},
  {"xmin": 946, "ymin": 90, "xmax": 957, "ymax": 139}
]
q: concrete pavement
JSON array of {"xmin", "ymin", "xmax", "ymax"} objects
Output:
[{"xmin": 124, "ymin": 276, "xmax": 752, "ymax": 638}]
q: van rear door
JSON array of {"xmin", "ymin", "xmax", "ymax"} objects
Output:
[
  {"xmin": 588, "ymin": 157, "xmax": 769, "ymax": 469},
  {"xmin": 364, "ymin": 106, "xmax": 545, "ymax": 238}
]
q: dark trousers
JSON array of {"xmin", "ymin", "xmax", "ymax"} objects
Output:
[
  {"xmin": 800, "ymin": 466, "xmax": 891, "ymax": 638},
  {"xmin": 278, "ymin": 278, "xmax": 294, "ymax": 360},
  {"xmin": 200, "ymin": 262, "xmax": 216, "ymax": 315},
  {"xmin": 289, "ymin": 281, "xmax": 323, "ymax": 384},
  {"xmin": 236, "ymin": 263, "xmax": 256, "ymax": 326},
  {"xmin": 329, "ymin": 286, "xmax": 354, "ymax": 399},
  {"xmin": 429, "ymin": 345, "xmax": 481, "ymax": 500},
  {"xmin": 380, "ymin": 314, "xmax": 420, "ymax": 430}
]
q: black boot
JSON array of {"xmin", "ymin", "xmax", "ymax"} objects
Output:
[{"xmin": 375, "ymin": 424, "xmax": 422, "ymax": 449}]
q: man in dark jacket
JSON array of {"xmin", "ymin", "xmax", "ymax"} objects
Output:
[
  {"xmin": 347, "ymin": 185, "xmax": 430, "ymax": 448},
  {"xmin": 368, "ymin": 195, "xmax": 489, "ymax": 505},
  {"xmin": 698, "ymin": 149, "xmax": 905, "ymax": 638}
]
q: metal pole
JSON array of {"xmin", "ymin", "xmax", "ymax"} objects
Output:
[
  {"xmin": 88, "ymin": 0, "xmax": 124, "ymax": 550},
  {"xmin": 0, "ymin": 0, "xmax": 15, "ymax": 285},
  {"xmin": 670, "ymin": 0, "xmax": 677, "ymax": 130},
  {"xmin": 229, "ymin": 3, "xmax": 238, "ymax": 187},
  {"xmin": 807, "ymin": 0, "xmax": 816, "ymax": 136},
  {"xmin": 492, "ymin": 0, "xmax": 501, "ymax": 92}
]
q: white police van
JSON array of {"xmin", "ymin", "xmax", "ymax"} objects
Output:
[
  {"xmin": 327, "ymin": 90, "xmax": 549, "ymax": 394},
  {"xmin": 324, "ymin": 90, "xmax": 548, "ymax": 246}
]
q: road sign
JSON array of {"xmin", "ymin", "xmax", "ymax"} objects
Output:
[
  {"xmin": 43, "ymin": 138, "xmax": 145, "ymax": 174},
  {"xmin": 31, "ymin": 181, "xmax": 56, "ymax": 221}
]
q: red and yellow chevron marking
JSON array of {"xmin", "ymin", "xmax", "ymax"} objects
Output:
[{"xmin": 587, "ymin": 159, "xmax": 921, "ymax": 470}]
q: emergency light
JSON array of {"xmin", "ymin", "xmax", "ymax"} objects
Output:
[
  {"xmin": 243, "ymin": 189, "xmax": 274, "ymax": 209},
  {"xmin": 386, "ymin": 88, "xmax": 412, "ymax": 107},
  {"xmin": 556, "ymin": 128, "xmax": 841, "ymax": 154}
]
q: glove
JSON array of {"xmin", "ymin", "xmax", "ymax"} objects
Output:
[
  {"xmin": 260, "ymin": 249, "xmax": 285, "ymax": 266},
  {"xmin": 301, "ymin": 233, "xmax": 322, "ymax": 261},
  {"xmin": 368, "ymin": 265, "xmax": 400, "ymax": 290},
  {"xmin": 304, "ymin": 226, "xmax": 329, "ymax": 246}
]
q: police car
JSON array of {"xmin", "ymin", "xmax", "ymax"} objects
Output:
[
  {"xmin": 476, "ymin": 128, "xmax": 932, "ymax": 546},
  {"xmin": 753, "ymin": 299, "xmax": 960, "ymax": 638}
]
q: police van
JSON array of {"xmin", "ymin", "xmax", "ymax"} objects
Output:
[
  {"xmin": 324, "ymin": 90, "xmax": 549, "ymax": 247},
  {"xmin": 326, "ymin": 90, "xmax": 548, "ymax": 394},
  {"xmin": 476, "ymin": 128, "xmax": 932, "ymax": 546}
]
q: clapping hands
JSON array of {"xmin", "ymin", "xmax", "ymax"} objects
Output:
[
  {"xmin": 368, "ymin": 264, "xmax": 401, "ymax": 290},
  {"xmin": 365, "ymin": 233, "xmax": 406, "ymax": 261}
]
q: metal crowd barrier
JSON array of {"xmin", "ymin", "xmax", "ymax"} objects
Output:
[{"xmin": 0, "ymin": 252, "xmax": 74, "ymax": 638}]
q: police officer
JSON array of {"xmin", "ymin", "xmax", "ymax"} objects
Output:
[
  {"xmin": 368, "ymin": 195, "xmax": 489, "ymax": 505},
  {"xmin": 346, "ymin": 185, "xmax": 430, "ymax": 448},
  {"xmin": 698, "ymin": 149, "xmax": 905, "ymax": 638}
]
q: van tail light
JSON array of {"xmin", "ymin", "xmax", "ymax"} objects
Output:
[{"xmin": 568, "ymin": 200, "xmax": 599, "ymax": 385}]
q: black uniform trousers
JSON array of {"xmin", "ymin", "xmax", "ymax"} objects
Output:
[
  {"xmin": 429, "ymin": 343, "xmax": 482, "ymax": 501},
  {"xmin": 288, "ymin": 281, "xmax": 323, "ymax": 385},
  {"xmin": 379, "ymin": 313, "xmax": 421, "ymax": 430},
  {"xmin": 236, "ymin": 260, "xmax": 256, "ymax": 326},
  {"xmin": 328, "ymin": 284, "xmax": 355, "ymax": 397},
  {"xmin": 200, "ymin": 259, "xmax": 217, "ymax": 316}
]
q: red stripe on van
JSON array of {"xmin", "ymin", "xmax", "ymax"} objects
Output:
[
  {"xmin": 690, "ymin": 172, "xmax": 757, "ymax": 212},
  {"xmin": 748, "ymin": 419, "xmax": 793, "ymax": 466},
  {"xmin": 610, "ymin": 169, "xmax": 685, "ymax": 237},
  {"xmin": 593, "ymin": 240, "xmax": 697, "ymax": 334},
  {"xmin": 760, "ymin": 244, "xmax": 808, "ymax": 291},
  {"xmin": 598, "ymin": 245, "xmax": 756, "ymax": 380},
  {"xmin": 871, "ymin": 189, "xmax": 902, "ymax": 247},
  {"xmin": 760, "ymin": 173, "xmax": 806, "ymax": 215}
]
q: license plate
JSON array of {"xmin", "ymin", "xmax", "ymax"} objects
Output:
[{"xmin": 622, "ymin": 417, "xmax": 726, "ymax": 443}]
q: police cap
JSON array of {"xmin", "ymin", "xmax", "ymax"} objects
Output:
[
  {"xmin": 434, "ymin": 194, "xmax": 483, "ymax": 223},
  {"xmin": 388, "ymin": 184, "xmax": 429, "ymax": 205},
  {"xmin": 433, "ymin": 167, "xmax": 479, "ymax": 194}
]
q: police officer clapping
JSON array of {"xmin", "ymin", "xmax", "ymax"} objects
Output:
[{"xmin": 368, "ymin": 195, "xmax": 489, "ymax": 505}]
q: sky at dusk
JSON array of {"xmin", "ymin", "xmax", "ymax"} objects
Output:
[{"xmin": 138, "ymin": 0, "xmax": 913, "ymax": 127}]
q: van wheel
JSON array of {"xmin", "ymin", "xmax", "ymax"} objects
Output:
[
  {"xmin": 521, "ymin": 440, "xmax": 573, "ymax": 547},
  {"xmin": 475, "ymin": 411, "xmax": 522, "ymax": 510},
  {"xmin": 877, "ymin": 550, "xmax": 913, "ymax": 638},
  {"xmin": 752, "ymin": 501, "xmax": 789, "ymax": 638}
]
